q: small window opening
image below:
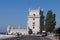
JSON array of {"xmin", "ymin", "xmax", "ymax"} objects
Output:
[
  {"xmin": 33, "ymin": 27, "xmax": 35, "ymax": 29},
  {"xmin": 33, "ymin": 14, "xmax": 35, "ymax": 16}
]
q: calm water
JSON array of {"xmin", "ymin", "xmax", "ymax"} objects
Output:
[{"xmin": 0, "ymin": 32, "xmax": 7, "ymax": 34}]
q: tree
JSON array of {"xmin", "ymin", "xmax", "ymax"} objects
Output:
[
  {"xmin": 28, "ymin": 28, "xmax": 32, "ymax": 34},
  {"xmin": 56, "ymin": 27, "xmax": 60, "ymax": 34},
  {"xmin": 44, "ymin": 10, "xmax": 56, "ymax": 33}
]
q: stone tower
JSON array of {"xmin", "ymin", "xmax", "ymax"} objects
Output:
[
  {"xmin": 27, "ymin": 8, "xmax": 44, "ymax": 34},
  {"xmin": 7, "ymin": 25, "xmax": 11, "ymax": 34}
]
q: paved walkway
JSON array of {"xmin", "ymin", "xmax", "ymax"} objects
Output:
[{"xmin": 2, "ymin": 35, "xmax": 52, "ymax": 40}]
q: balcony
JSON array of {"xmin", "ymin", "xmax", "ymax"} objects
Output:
[{"xmin": 28, "ymin": 15, "xmax": 41, "ymax": 18}]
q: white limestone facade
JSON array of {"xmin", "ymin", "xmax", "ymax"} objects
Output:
[
  {"xmin": 7, "ymin": 25, "xmax": 28, "ymax": 35},
  {"xmin": 7, "ymin": 8, "xmax": 44, "ymax": 35},
  {"xmin": 27, "ymin": 8, "xmax": 44, "ymax": 34}
]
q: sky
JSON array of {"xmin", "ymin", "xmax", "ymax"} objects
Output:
[{"xmin": 0, "ymin": 0, "xmax": 60, "ymax": 32}]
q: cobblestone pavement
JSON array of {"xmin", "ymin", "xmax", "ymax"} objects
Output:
[{"xmin": 2, "ymin": 35, "xmax": 52, "ymax": 40}]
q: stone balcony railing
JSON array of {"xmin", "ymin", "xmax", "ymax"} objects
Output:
[{"xmin": 28, "ymin": 15, "xmax": 41, "ymax": 18}]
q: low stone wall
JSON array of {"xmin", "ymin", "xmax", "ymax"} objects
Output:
[{"xmin": 0, "ymin": 34, "xmax": 16, "ymax": 39}]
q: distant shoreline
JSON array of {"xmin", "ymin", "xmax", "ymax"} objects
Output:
[{"xmin": 0, "ymin": 32, "xmax": 7, "ymax": 34}]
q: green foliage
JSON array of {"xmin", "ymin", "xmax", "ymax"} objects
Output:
[
  {"xmin": 56, "ymin": 27, "xmax": 60, "ymax": 34},
  {"xmin": 44, "ymin": 10, "xmax": 56, "ymax": 33},
  {"xmin": 28, "ymin": 28, "xmax": 32, "ymax": 34}
]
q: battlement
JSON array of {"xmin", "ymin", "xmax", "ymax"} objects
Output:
[{"xmin": 29, "ymin": 7, "xmax": 43, "ymax": 12}]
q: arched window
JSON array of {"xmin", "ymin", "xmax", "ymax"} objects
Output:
[
  {"xmin": 33, "ymin": 14, "xmax": 35, "ymax": 16},
  {"xmin": 33, "ymin": 18, "xmax": 35, "ymax": 20},
  {"xmin": 33, "ymin": 22, "xmax": 35, "ymax": 24},
  {"xmin": 33, "ymin": 27, "xmax": 35, "ymax": 29}
]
